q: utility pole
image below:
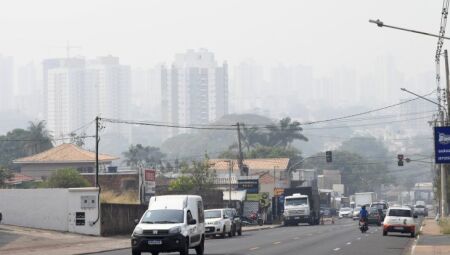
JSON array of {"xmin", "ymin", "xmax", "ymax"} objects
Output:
[
  {"xmin": 95, "ymin": 116, "xmax": 99, "ymax": 187},
  {"xmin": 228, "ymin": 160, "xmax": 233, "ymax": 208},
  {"xmin": 236, "ymin": 122, "xmax": 244, "ymax": 175},
  {"xmin": 442, "ymin": 49, "xmax": 450, "ymax": 216}
]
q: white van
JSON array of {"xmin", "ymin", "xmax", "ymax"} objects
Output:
[{"xmin": 131, "ymin": 195, "xmax": 205, "ymax": 255}]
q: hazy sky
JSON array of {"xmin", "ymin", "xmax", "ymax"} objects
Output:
[{"xmin": 0, "ymin": 0, "xmax": 442, "ymax": 77}]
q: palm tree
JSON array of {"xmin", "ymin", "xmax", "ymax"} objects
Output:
[
  {"xmin": 25, "ymin": 121, "xmax": 53, "ymax": 155},
  {"xmin": 266, "ymin": 117, "xmax": 308, "ymax": 147}
]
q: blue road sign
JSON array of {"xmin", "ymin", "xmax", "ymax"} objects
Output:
[{"xmin": 435, "ymin": 126, "xmax": 450, "ymax": 163}]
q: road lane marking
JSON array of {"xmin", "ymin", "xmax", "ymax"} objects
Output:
[
  {"xmin": 293, "ymin": 237, "xmax": 300, "ymax": 240},
  {"xmin": 249, "ymin": 247, "xmax": 259, "ymax": 251},
  {"xmin": 272, "ymin": 241, "xmax": 281, "ymax": 245},
  {"xmin": 357, "ymin": 237, "xmax": 361, "ymax": 240},
  {"xmin": 333, "ymin": 248, "xmax": 341, "ymax": 251},
  {"xmin": 346, "ymin": 242, "xmax": 351, "ymax": 245}
]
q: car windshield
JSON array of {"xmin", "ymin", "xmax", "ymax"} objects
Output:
[
  {"xmin": 340, "ymin": 208, "xmax": 352, "ymax": 212},
  {"xmin": 415, "ymin": 205, "xmax": 425, "ymax": 208},
  {"xmin": 370, "ymin": 208, "xmax": 379, "ymax": 214},
  {"xmin": 285, "ymin": 197, "xmax": 308, "ymax": 206},
  {"xmin": 205, "ymin": 210, "xmax": 222, "ymax": 219},
  {"xmin": 388, "ymin": 209, "xmax": 412, "ymax": 217},
  {"xmin": 372, "ymin": 204, "xmax": 387, "ymax": 209},
  {"xmin": 141, "ymin": 209, "xmax": 184, "ymax": 224}
]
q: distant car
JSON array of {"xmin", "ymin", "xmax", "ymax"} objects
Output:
[
  {"xmin": 370, "ymin": 202, "xmax": 389, "ymax": 221},
  {"xmin": 383, "ymin": 206, "xmax": 418, "ymax": 237},
  {"xmin": 353, "ymin": 206, "xmax": 361, "ymax": 220},
  {"xmin": 367, "ymin": 207, "xmax": 382, "ymax": 226},
  {"xmin": 225, "ymin": 208, "xmax": 242, "ymax": 236},
  {"xmin": 338, "ymin": 207, "xmax": 353, "ymax": 218},
  {"xmin": 414, "ymin": 204, "xmax": 428, "ymax": 217},
  {"xmin": 205, "ymin": 209, "xmax": 233, "ymax": 238}
]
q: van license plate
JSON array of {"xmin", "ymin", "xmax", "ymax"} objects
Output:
[
  {"xmin": 294, "ymin": 217, "xmax": 300, "ymax": 220},
  {"xmin": 148, "ymin": 240, "xmax": 162, "ymax": 245},
  {"xmin": 394, "ymin": 227, "xmax": 403, "ymax": 230}
]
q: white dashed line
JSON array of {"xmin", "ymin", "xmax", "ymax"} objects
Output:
[
  {"xmin": 273, "ymin": 241, "xmax": 281, "ymax": 245},
  {"xmin": 357, "ymin": 237, "xmax": 361, "ymax": 240},
  {"xmin": 346, "ymin": 242, "xmax": 351, "ymax": 245},
  {"xmin": 293, "ymin": 237, "xmax": 300, "ymax": 240},
  {"xmin": 333, "ymin": 248, "xmax": 341, "ymax": 251},
  {"xmin": 249, "ymin": 247, "xmax": 259, "ymax": 251}
]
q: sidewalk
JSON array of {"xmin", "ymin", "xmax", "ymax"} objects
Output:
[
  {"xmin": 0, "ymin": 223, "xmax": 281, "ymax": 255},
  {"xmin": 0, "ymin": 225, "xmax": 129, "ymax": 255},
  {"xmin": 412, "ymin": 218, "xmax": 450, "ymax": 255}
]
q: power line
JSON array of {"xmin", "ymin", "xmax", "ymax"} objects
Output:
[{"xmin": 0, "ymin": 135, "xmax": 95, "ymax": 142}]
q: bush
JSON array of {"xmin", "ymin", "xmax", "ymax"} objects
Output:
[
  {"xmin": 439, "ymin": 218, "xmax": 450, "ymax": 234},
  {"xmin": 43, "ymin": 168, "xmax": 91, "ymax": 188},
  {"xmin": 100, "ymin": 190, "xmax": 139, "ymax": 204}
]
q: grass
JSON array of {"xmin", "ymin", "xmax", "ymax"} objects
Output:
[
  {"xmin": 100, "ymin": 190, "xmax": 140, "ymax": 204},
  {"xmin": 439, "ymin": 217, "xmax": 450, "ymax": 234}
]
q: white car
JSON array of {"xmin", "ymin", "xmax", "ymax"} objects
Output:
[
  {"xmin": 352, "ymin": 206, "xmax": 361, "ymax": 220},
  {"xmin": 338, "ymin": 207, "xmax": 353, "ymax": 218},
  {"xmin": 383, "ymin": 206, "xmax": 418, "ymax": 237},
  {"xmin": 205, "ymin": 209, "xmax": 233, "ymax": 238}
]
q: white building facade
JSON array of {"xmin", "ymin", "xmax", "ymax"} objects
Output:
[{"xmin": 161, "ymin": 49, "xmax": 228, "ymax": 137}]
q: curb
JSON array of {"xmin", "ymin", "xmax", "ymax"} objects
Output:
[
  {"xmin": 75, "ymin": 247, "xmax": 129, "ymax": 255},
  {"xmin": 242, "ymin": 225, "xmax": 282, "ymax": 232}
]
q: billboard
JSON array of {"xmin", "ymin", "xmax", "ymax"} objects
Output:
[
  {"xmin": 238, "ymin": 179, "xmax": 259, "ymax": 194},
  {"xmin": 435, "ymin": 127, "xmax": 450, "ymax": 163},
  {"xmin": 143, "ymin": 169, "xmax": 156, "ymax": 203}
]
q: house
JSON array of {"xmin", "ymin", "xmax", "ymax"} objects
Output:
[
  {"xmin": 13, "ymin": 143, "xmax": 119, "ymax": 179},
  {"xmin": 209, "ymin": 158, "xmax": 290, "ymax": 197}
]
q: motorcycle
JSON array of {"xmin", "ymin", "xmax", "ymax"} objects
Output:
[
  {"xmin": 359, "ymin": 219, "xmax": 368, "ymax": 233},
  {"xmin": 242, "ymin": 212, "xmax": 264, "ymax": 226}
]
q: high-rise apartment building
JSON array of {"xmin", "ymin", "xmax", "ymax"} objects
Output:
[
  {"xmin": 44, "ymin": 56, "xmax": 130, "ymax": 142},
  {"xmin": 0, "ymin": 54, "xmax": 14, "ymax": 112},
  {"xmin": 161, "ymin": 49, "xmax": 228, "ymax": 137}
]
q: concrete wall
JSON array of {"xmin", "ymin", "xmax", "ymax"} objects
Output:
[
  {"xmin": 0, "ymin": 188, "xmax": 100, "ymax": 235},
  {"xmin": 20, "ymin": 162, "xmax": 96, "ymax": 179}
]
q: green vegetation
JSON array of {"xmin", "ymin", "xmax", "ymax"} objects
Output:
[
  {"xmin": 0, "ymin": 120, "xmax": 53, "ymax": 170},
  {"xmin": 100, "ymin": 190, "xmax": 139, "ymax": 204},
  {"xmin": 302, "ymin": 136, "xmax": 394, "ymax": 194},
  {"xmin": 169, "ymin": 156, "xmax": 216, "ymax": 193},
  {"xmin": 41, "ymin": 168, "xmax": 90, "ymax": 188},
  {"xmin": 123, "ymin": 144, "xmax": 166, "ymax": 169},
  {"xmin": 0, "ymin": 167, "xmax": 13, "ymax": 188},
  {"xmin": 439, "ymin": 218, "xmax": 450, "ymax": 234}
]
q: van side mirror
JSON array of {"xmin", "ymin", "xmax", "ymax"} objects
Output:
[
  {"xmin": 189, "ymin": 219, "xmax": 197, "ymax": 225},
  {"xmin": 134, "ymin": 219, "xmax": 140, "ymax": 224}
]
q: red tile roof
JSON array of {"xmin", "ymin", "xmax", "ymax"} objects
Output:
[{"xmin": 13, "ymin": 143, "xmax": 119, "ymax": 164}]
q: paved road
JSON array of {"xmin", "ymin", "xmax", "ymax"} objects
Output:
[
  {"xmin": 92, "ymin": 219, "xmax": 416, "ymax": 255},
  {"xmin": 0, "ymin": 226, "xmax": 20, "ymax": 248}
]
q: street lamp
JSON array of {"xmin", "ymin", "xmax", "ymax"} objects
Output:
[{"xmin": 369, "ymin": 19, "xmax": 450, "ymax": 40}]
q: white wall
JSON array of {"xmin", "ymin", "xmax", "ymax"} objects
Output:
[{"xmin": 0, "ymin": 188, "xmax": 100, "ymax": 235}]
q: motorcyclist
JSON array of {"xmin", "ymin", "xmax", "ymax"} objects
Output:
[{"xmin": 359, "ymin": 205, "xmax": 369, "ymax": 228}]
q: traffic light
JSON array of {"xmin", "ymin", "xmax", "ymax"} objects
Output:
[
  {"xmin": 397, "ymin": 154, "xmax": 404, "ymax": 166},
  {"xmin": 326, "ymin": 151, "xmax": 332, "ymax": 163}
]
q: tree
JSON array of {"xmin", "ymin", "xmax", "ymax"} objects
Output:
[
  {"xmin": 302, "ymin": 150, "xmax": 393, "ymax": 195},
  {"xmin": 168, "ymin": 176, "xmax": 195, "ymax": 193},
  {"xmin": 25, "ymin": 121, "xmax": 53, "ymax": 155},
  {"xmin": 339, "ymin": 136, "xmax": 388, "ymax": 160},
  {"xmin": 265, "ymin": 117, "xmax": 308, "ymax": 147},
  {"xmin": 168, "ymin": 156, "xmax": 216, "ymax": 194},
  {"xmin": 123, "ymin": 144, "xmax": 166, "ymax": 169},
  {"xmin": 44, "ymin": 168, "xmax": 90, "ymax": 188},
  {"xmin": 69, "ymin": 132, "xmax": 86, "ymax": 147},
  {"xmin": 0, "ymin": 168, "xmax": 13, "ymax": 188}
]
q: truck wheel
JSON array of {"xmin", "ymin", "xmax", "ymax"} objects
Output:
[
  {"xmin": 410, "ymin": 232, "xmax": 416, "ymax": 238},
  {"xmin": 383, "ymin": 231, "xmax": 387, "ymax": 236},
  {"xmin": 228, "ymin": 228, "xmax": 233, "ymax": 237},
  {"xmin": 237, "ymin": 227, "xmax": 242, "ymax": 236},
  {"xmin": 151, "ymin": 252, "xmax": 159, "ymax": 255},
  {"xmin": 195, "ymin": 236, "xmax": 204, "ymax": 255},
  {"xmin": 180, "ymin": 240, "xmax": 189, "ymax": 255},
  {"xmin": 132, "ymin": 250, "xmax": 141, "ymax": 255}
]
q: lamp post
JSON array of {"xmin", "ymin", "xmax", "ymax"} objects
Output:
[{"xmin": 401, "ymin": 88, "xmax": 448, "ymax": 216}]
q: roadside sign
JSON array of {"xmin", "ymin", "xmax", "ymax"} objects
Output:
[
  {"xmin": 435, "ymin": 127, "xmax": 450, "ymax": 163},
  {"xmin": 143, "ymin": 169, "xmax": 156, "ymax": 203},
  {"xmin": 238, "ymin": 179, "xmax": 259, "ymax": 194}
]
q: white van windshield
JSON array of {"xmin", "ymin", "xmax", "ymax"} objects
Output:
[
  {"xmin": 285, "ymin": 197, "xmax": 308, "ymax": 206},
  {"xmin": 141, "ymin": 209, "xmax": 184, "ymax": 224}
]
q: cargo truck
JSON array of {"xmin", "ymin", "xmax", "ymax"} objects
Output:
[
  {"xmin": 354, "ymin": 192, "xmax": 376, "ymax": 207},
  {"xmin": 282, "ymin": 187, "xmax": 320, "ymax": 226}
]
